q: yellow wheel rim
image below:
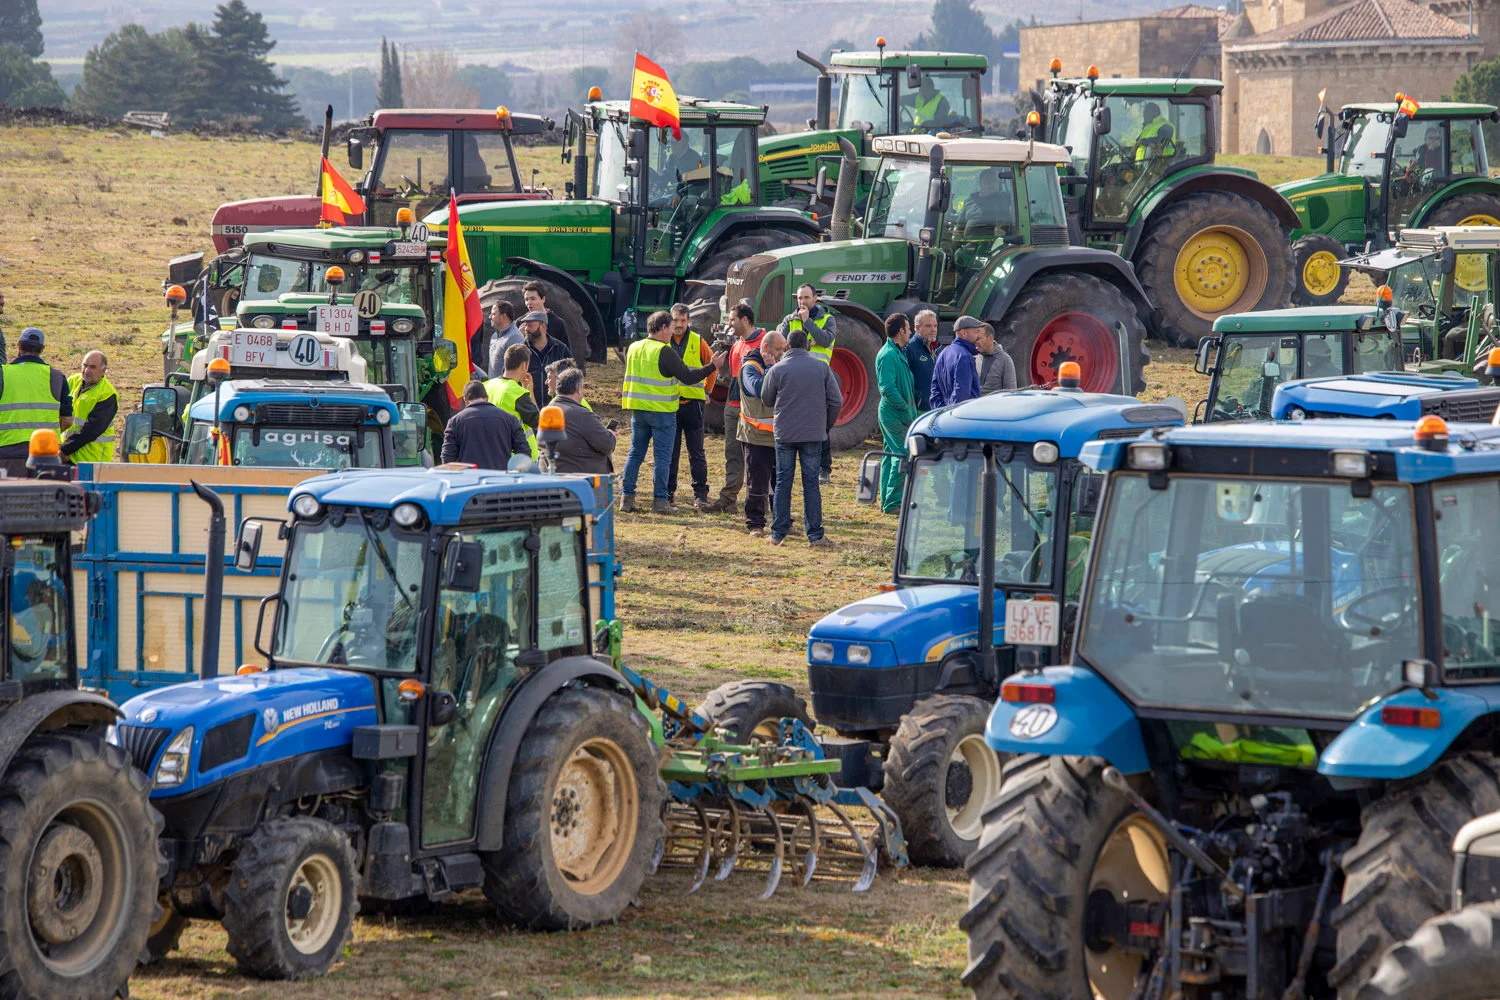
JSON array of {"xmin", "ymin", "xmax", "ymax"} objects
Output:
[
  {"xmin": 1173, "ymin": 225, "xmax": 1269, "ymax": 319},
  {"xmin": 1301, "ymin": 250, "xmax": 1342, "ymax": 298},
  {"xmin": 1086, "ymin": 813, "xmax": 1172, "ymax": 999},
  {"xmin": 1454, "ymin": 216, "xmax": 1499, "ymax": 293},
  {"xmin": 1458, "ymin": 213, "xmax": 1500, "ymax": 227}
]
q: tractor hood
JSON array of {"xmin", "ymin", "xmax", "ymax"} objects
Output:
[
  {"xmin": 726, "ymin": 238, "xmax": 909, "ymax": 325},
  {"xmin": 118, "ymin": 667, "xmax": 378, "ymax": 797},
  {"xmin": 1275, "ymin": 172, "xmax": 1367, "ymax": 232},
  {"xmin": 757, "ymin": 128, "xmax": 865, "ymax": 186},
  {"xmin": 425, "ymin": 199, "xmax": 615, "ymax": 282},
  {"xmin": 808, "ymin": 584, "xmax": 1005, "ymax": 668},
  {"xmin": 211, "ymin": 194, "xmax": 322, "ymax": 253}
]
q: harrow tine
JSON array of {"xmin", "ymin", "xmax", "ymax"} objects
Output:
[
  {"xmin": 755, "ymin": 805, "xmax": 786, "ymax": 900},
  {"xmin": 684, "ymin": 802, "xmax": 711, "ymax": 893},
  {"xmin": 825, "ymin": 801, "xmax": 879, "ymax": 893},
  {"xmin": 712, "ymin": 800, "xmax": 743, "ymax": 882},
  {"xmin": 654, "ymin": 802, "xmax": 714, "ymax": 893},
  {"xmin": 790, "ymin": 797, "xmax": 820, "ymax": 888}
]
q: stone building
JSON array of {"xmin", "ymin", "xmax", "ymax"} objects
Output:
[{"xmin": 1018, "ymin": 5, "xmax": 1230, "ymax": 96}]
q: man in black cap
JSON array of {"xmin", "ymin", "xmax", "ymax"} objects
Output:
[
  {"xmin": 0, "ymin": 328, "xmax": 71, "ymax": 478},
  {"xmin": 520, "ymin": 309, "xmax": 573, "ymax": 408}
]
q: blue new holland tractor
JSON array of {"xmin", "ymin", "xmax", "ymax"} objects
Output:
[
  {"xmin": 696, "ymin": 380, "xmax": 1183, "ymax": 866},
  {"xmin": 1273, "ymin": 370, "xmax": 1500, "ymax": 423},
  {"xmin": 965, "ymin": 415, "xmax": 1500, "ymax": 997}
]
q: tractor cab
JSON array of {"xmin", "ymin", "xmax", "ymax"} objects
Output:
[
  {"xmin": 1341, "ymin": 225, "xmax": 1498, "ymax": 368},
  {"xmin": 1195, "ymin": 307, "xmax": 1406, "ymax": 421},
  {"xmin": 1272, "ymin": 371, "xmax": 1500, "ymax": 422},
  {"xmin": 0, "ymin": 479, "xmax": 96, "ymax": 692}
]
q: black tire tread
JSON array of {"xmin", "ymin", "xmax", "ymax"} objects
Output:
[
  {"xmin": 882, "ymin": 694, "xmax": 995, "ymax": 868},
  {"xmin": 476, "ymin": 275, "xmax": 593, "ymax": 369},
  {"xmin": 1357, "ymin": 901, "xmax": 1500, "ymax": 999},
  {"xmin": 998, "ymin": 272, "xmax": 1150, "ymax": 395},
  {"xmin": 693, "ymin": 680, "xmax": 813, "ymax": 743},
  {"xmin": 1424, "ymin": 192, "xmax": 1500, "ymax": 229}
]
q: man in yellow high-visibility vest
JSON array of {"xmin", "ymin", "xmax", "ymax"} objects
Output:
[
  {"xmin": 62, "ymin": 351, "xmax": 118, "ymax": 464},
  {"xmin": 0, "ymin": 328, "xmax": 71, "ymax": 479},
  {"xmin": 1133, "ymin": 103, "xmax": 1177, "ymax": 163},
  {"xmin": 777, "ymin": 284, "xmax": 838, "ymax": 484},
  {"xmin": 621, "ymin": 311, "xmax": 724, "ymax": 514},
  {"xmin": 483, "ymin": 343, "xmax": 540, "ymax": 459},
  {"xmin": 666, "ymin": 303, "xmax": 716, "ymax": 511}
]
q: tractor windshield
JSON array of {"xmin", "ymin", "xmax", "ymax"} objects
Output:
[
  {"xmin": 1433, "ymin": 477, "xmax": 1500, "ymax": 678},
  {"xmin": 1340, "ymin": 115, "xmax": 1391, "ymax": 178},
  {"xmin": 593, "ymin": 118, "xmax": 631, "ymax": 201},
  {"xmin": 231, "ymin": 425, "xmax": 382, "ymax": 469},
  {"xmin": 275, "ymin": 514, "xmax": 427, "ymax": 672},
  {"xmin": 1079, "ymin": 472, "xmax": 1420, "ymax": 720},
  {"xmin": 1210, "ymin": 331, "xmax": 1401, "ymax": 420},
  {"xmin": 837, "ymin": 71, "xmax": 891, "ymax": 130},
  {"xmin": 349, "ymin": 337, "xmax": 419, "ymax": 400},
  {"xmin": 898, "ymin": 72, "xmax": 982, "ymax": 133},
  {"xmin": 866, "ymin": 159, "xmax": 931, "ymax": 239},
  {"xmin": 6, "ymin": 536, "xmax": 69, "ymax": 683},
  {"xmin": 244, "ymin": 255, "xmax": 433, "ymax": 308},
  {"xmin": 897, "ymin": 450, "xmax": 1059, "ymax": 587}
]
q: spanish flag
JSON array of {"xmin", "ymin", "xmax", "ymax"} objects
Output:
[
  {"xmin": 630, "ymin": 53, "xmax": 681, "ymax": 140},
  {"xmin": 441, "ymin": 191, "xmax": 481, "ymax": 407},
  {"xmin": 319, "ymin": 157, "xmax": 366, "ymax": 226}
]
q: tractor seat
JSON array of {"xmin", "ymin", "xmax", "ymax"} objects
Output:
[{"xmin": 1233, "ymin": 591, "xmax": 1347, "ymax": 678}]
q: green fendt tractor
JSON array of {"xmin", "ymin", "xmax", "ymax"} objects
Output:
[
  {"xmin": 431, "ymin": 96, "xmax": 821, "ymax": 362},
  {"xmin": 725, "ymin": 134, "xmax": 1154, "ymax": 448},
  {"xmin": 1040, "ymin": 67, "xmax": 1298, "ymax": 345},
  {"xmin": 758, "ymin": 43, "xmax": 989, "ymax": 211},
  {"xmin": 1283, "ymin": 97, "xmax": 1500, "ymax": 305}
]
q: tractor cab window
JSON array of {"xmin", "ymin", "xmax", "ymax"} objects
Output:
[
  {"xmin": 1025, "ymin": 165, "xmax": 1068, "ymax": 229},
  {"xmin": 644, "ymin": 127, "xmax": 714, "ymax": 268},
  {"xmin": 593, "ymin": 119, "xmax": 630, "ymax": 202},
  {"xmin": 866, "ymin": 159, "xmax": 930, "ymax": 239},
  {"xmin": 936, "ymin": 164, "xmax": 1018, "ymax": 303},
  {"xmin": 713, "ymin": 127, "xmax": 756, "ymax": 206},
  {"xmin": 1091, "ymin": 97, "xmax": 1206, "ymax": 223},
  {"xmin": 423, "ymin": 527, "xmax": 533, "ymax": 845},
  {"xmin": 837, "ymin": 71, "xmax": 890, "ymax": 130},
  {"xmin": 309, "ymin": 262, "xmax": 429, "ymax": 307},
  {"xmin": 231, "ymin": 426, "xmax": 381, "ymax": 469},
  {"xmin": 1079, "ymin": 473, "xmax": 1420, "ymax": 720},
  {"xmin": 459, "ymin": 132, "xmax": 519, "ymax": 194},
  {"xmin": 245, "ymin": 256, "xmax": 309, "ymax": 298},
  {"xmin": 184, "ymin": 421, "xmax": 215, "ymax": 465},
  {"xmin": 1057, "ymin": 93, "xmax": 1095, "ymax": 177},
  {"xmin": 898, "ymin": 450, "xmax": 1059, "ymax": 588},
  {"xmin": 275, "ymin": 514, "xmax": 426, "ymax": 672},
  {"xmin": 6, "ymin": 537, "xmax": 69, "ymax": 682},
  {"xmin": 350, "ymin": 337, "xmax": 418, "ymax": 400},
  {"xmin": 898, "ymin": 72, "xmax": 981, "ymax": 133},
  {"xmin": 1341, "ymin": 115, "xmax": 1391, "ymax": 178},
  {"xmin": 370, "ymin": 130, "xmax": 449, "ymax": 226},
  {"xmin": 1211, "ymin": 334, "xmax": 1304, "ymax": 420},
  {"xmin": 1450, "ymin": 119, "xmax": 1486, "ymax": 175},
  {"xmin": 1434, "ymin": 478, "xmax": 1500, "ymax": 677},
  {"xmin": 1353, "ymin": 329, "xmax": 1406, "ymax": 372},
  {"xmin": 1388, "ymin": 122, "xmax": 1451, "ymax": 228}
]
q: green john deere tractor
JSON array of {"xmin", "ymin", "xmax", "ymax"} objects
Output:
[
  {"xmin": 1283, "ymin": 97, "xmax": 1500, "ymax": 306},
  {"xmin": 1041, "ymin": 70, "xmax": 1298, "ymax": 346},
  {"xmin": 757, "ymin": 44, "xmax": 989, "ymax": 211},
  {"xmin": 726, "ymin": 134, "xmax": 1155, "ymax": 448},
  {"xmin": 429, "ymin": 96, "xmax": 822, "ymax": 363}
]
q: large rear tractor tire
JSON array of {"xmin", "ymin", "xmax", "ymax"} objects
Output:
[
  {"xmin": 826, "ymin": 317, "xmax": 883, "ymax": 450},
  {"xmin": 1358, "ymin": 902, "xmax": 1500, "ymax": 999},
  {"xmin": 694, "ymin": 680, "xmax": 814, "ymax": 744},
  {"xmin": 962, "ymin": 755, "xmax": 1171, "ymax": 998},
  {"xmin": 1134, "ymin": 191, "xmax": 1294, "ymax": 346},
  {"xmin": 477, "ymin": 276, "xmax": 594, "ymax": 370},
  {"xmin": 999, "ymin": 273, "xmax": 1150, "ymax": 395},
  {"xmin": 482, "ymin": 685, "xmax": 664, "ymax": 929},
  {"xmin": 1292, "ymin": 233, "xmax": 1352, "ymax": 306},
  {"xmin": 0, "ymin": 733, "xmax": 160, "ymax": 999},
  {"xmin": 222, "ymin": 816, "xmax": 359, "ymax": 980},
  {"xmin": 1331, "ymin": 752, "xmax": 1500, "ymax": 997},
  {"xmin": 1424, "ymin": 192, "xmax": 1500, "ymax": 231},
  {"xmin": 882, "ymin": 695, "xmax": 1002, "ymax": 868}
]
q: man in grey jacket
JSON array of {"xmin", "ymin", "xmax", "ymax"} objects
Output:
[
  {"xmin": 976, "ymin": 323, "xmax": 1018, "ymax": 393},
  {"xmin": 550, "ymin": 368, "xmax": 616, "ymax": 474},
  {"xmin": 760, "ymin": 328, "xmax": 843, "ymax": 546}
]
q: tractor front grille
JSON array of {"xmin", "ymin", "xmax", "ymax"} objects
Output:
[
  {"xmin": 461, "ymin": 487, "xmax": 583, "ymax": 525},
  {"xmin": 200, "ymin": 714, "xmax": 255, "ymax": 772},
  {"xmin": 257, "ymin": 404, "xmax": 367, "ymax": 426},
  {"xmin": 726, "ymin": 254, "xmax": 781, "ymax": 314},
  {"xmin": 1423, "ymin": 391, "xmax": 1500, "ymax": 423},
  {"xmin": 115, "ymin": 724, "xmax": 169, "ymax": 775}
]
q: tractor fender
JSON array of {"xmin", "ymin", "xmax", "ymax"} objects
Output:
[
  {"xmin": 978, "ymin": 247, "xmax": 1152, "ymax": 322},
  {"xmin": 1121, "ymin": 168, "xmax": 1300, "ymax": 259},
  {"xmin": 981, "ymin": 665, "xmax": 1150, "ymax": 774},
  {"xmin": 0, "ymin": 689, "xmax": 119, "ymax": 780},
  {"xmin": 1410, "ymin": 177, "xmax": 1500, "ymax": 227},
  {"xmin": 1318, "ymin": 685, "xmax": 1495, "ymax": 781},
  {"xmin": 683, "ymin": 209, "xmax": 822, "ymax": 273},
  {"xmin": 502, "ymin": 257, "xmax": 610, "ymax": 353},
  {"xmin": 474, "ymin": 656, "xmax": 632, "ymax": 852}
]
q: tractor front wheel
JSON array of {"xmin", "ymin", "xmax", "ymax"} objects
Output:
[
  {"xmin": 694, "ymin": 680, "xmax": 814, "ymax": 744},
  {"xmin": 881, "ymin": 695, "xmax": 1001, "ymax": 867},
  {"xmin": 1358, "ymin": 902, "xmax": 1500, "ymax": 999},
  {"xmin": 222, "ymin": 816, "xmax": 359, "ymax": 980},
  {"xmin": 963, "ymin": 755, "xmax": 1171, "ymax": 997},
  {"xmin": 1135, "ymin": 191, "xmax": 1293, "ymax": 346},
  {"xmin": 477, "ymin": 276, "xmax": 594, "ymax": 369},
  {"xmin": 1331, "ymin": 753, "xmax": 1500, "ymax": 997},
  {"xmin": 1292, "ymin": 233, "xmax": 1352, "ymax": 306},
  {"xmin": 1001, "ymin": 273, "xmax": 1149, "ymax": 395},
  {"xmin": 482, "ymin": 685, "xmax": 664, "ymax": 929},
  {"xmin": 0, "ymin": 733, "xmax": 160, "ymax": 999}
]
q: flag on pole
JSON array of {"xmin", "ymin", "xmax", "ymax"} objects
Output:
[
  {"xmin": 441, "ymin": 191, "xmax": 481, "ymax": 408},
  {"xmin": 319, "ymin": 157, "xmax": 366, "ymax": 226},
  {"xmin": 630, "ymin": 53, "xmax": 681, "ymax": 140}
]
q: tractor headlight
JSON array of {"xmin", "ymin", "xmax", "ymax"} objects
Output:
[
  {"xmin": 391, "ymin": 317, "xmax": 415, "ymax": 334},
  {"xmin": 1287, "ymin": 406, "xmax": 1306, "ymax": 421},
  {"xmin": 154, "ymin": 727, "xmax": 194, "ymax": 788},
  {"xmin": 392, "ymin": 502, "xmax": 423, "ymax": 528},
  {"xmin": 374, "ymin": 408, "xmax": 392, "ymax": 425},
  {"xmin": 1330, "ymin": 449, "xmax": 1373, "ymax": 478},
  {"xmin": 810, "ymin": 641, "xmax": 834, "ymax": 662},
  {"xmin": 233, "ymin": 405, "xmax": 251, "ymax": 423},
  {"xmin": 291, "ymin": 494, "xmax": 323, "ymax": 519},
  {"xmin": 1032, "ymin": 441, "xmax": 1059, "ymax": 465},
  {"xmin": 1127, "ymin": 441, "xmax": 1169, "ymax": 471},
  {"xmin": 251, "ymin": 315, "xmax": 276, "ymax": 329},
  {"xmin": 847, "ymin": 644, "xmax": 872, "ymax": 665},
  {"xmin": 346, "ymin": 249, "xmax": 366, "ymax": 264}
]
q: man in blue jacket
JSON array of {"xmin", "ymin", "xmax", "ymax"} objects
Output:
[{"xmin": 930, "ymin": 315, "xmax": 986, "ymax": 408}]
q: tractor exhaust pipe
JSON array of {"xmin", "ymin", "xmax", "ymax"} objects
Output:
[
  {"xmin": 977, "ymin": 447, "xmax": 998, "ymax": 684},
  {"xmin": 797, "ymin": 50, "xmax": 832, "ymax": 131},
  {"xmin": 829, "ymin": 138, "xmax": 859, "ymax": 241},
  {"xmin": 189, "ymin": 481, "xmax": 226, "ymax": 680}
]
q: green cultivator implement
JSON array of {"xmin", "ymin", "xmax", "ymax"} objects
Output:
[{"xmin": 617, "ymin": 658, "xmax": 907, "ymax": 897}]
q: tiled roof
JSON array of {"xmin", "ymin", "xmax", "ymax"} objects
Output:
[
  {"xmin": 1155, "ymin": 3, "xmax": 1237, "ymax": 34},
  {"xmin": 1248, "ymin": 0, "xmax": 1471, "ymax": 42}
]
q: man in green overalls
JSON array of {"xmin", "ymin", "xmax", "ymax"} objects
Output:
[{"xmin": 876, "ymin": 314, "xmax": 919, "ymax": 513}]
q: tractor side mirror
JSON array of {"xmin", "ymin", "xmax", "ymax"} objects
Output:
[
  {"xmin": 1392, "ymin": 115, "xmax": 1409, "ymax": 139},
  {"xmin": 347, "ymin": 136, "xmax": 363, "ymax": 169},
  {"xmin": 142, "ymin": 385, "xmax": 177, "ymax": 416},
  {"xmin": 927, "ymin": 174, "xmax": 949, "ymax": 214},
  {"xmin": 393, "ymin": 403, "xmax": 428, "ymax": 464},
  {"xmin": 1093, "ymin": 106, "xmax": 1112, "ymax": 135},
  {"xmin": 855, "ymin": 452, "xmax": 883, "ymax": 504},
  {"xmin": 441, "ymin": 538, "xmax": 483, "ymax": 591},
  {"xmin": 1194, "ymin": 337, "xmax": 1218, "ymax": 375},
  {"xmin": 123, "ymin": 413, "xmax": 156, "ymax": 457},
  {"xmin": 234, "ymin": 520, "xmax": 264, "ymax": 572},
  {"xmin": 906, "ymin": 65, "xmax": 922, "ymax": 89},
  {"xmin": 427, "ymin": 690, "xmax": 458, "ymax": 727}
]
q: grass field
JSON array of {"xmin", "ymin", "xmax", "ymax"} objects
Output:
[{"xmin": 0, "ymin": 125, "xmax": 1341, "ymax": 997}]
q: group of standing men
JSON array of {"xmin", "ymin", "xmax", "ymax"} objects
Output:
[
  {"xmin": 0, "ymin": 324, "xmax": 120, "ymax": 478},
  {"xmin": 621, "ymin": 285, "xmax": 842, "ymax": 547}
]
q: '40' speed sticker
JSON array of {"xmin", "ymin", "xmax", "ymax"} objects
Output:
[{"xmin": 1008, "ymin": 704, "xmax": 1058, "ymax": 739}]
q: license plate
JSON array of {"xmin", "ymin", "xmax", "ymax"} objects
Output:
[
  {"xmin": 1005, "ymin": 597, "xmax": 1060, "ymax": 647},
  {"xmin": 228, "ymin": 329, "xmax": 277, "ymax": 367},
  {"xmin": 389, "ymin": 240, "xmax": 428, "ymax": 258},
  {"xmin": 315, "ymin": 304, "xmax": 358, "ymax": 337}
]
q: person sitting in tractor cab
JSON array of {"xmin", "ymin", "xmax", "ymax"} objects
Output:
[
  {"xmin": 904, "ymin": 76, "xmax": 955, "ymax": 129},
  {"xmin": 955, "ymin": 168, "xmax": 1016, "ymax": 241},
  {"xmin": 1415, "ymin": 126, "xmax": 1445, "ymax": 173},
  {"xmin": 1132, "ymin": 103, "xmax": 1177, "ymax": 163},
  {"xmin": 1304, "ymin": 335, "xmax": 1341, "ymax": 378}
]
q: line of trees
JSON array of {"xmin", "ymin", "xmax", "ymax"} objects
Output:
[{"xmin": 0, "ymin": 0, "xmax": 65, "ymax": 108}]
